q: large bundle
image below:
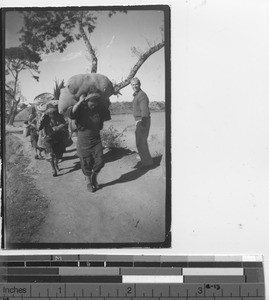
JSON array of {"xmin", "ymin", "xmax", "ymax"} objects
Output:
[
  {"xmin": 58, "ymin": 73, "xmax": 114, "ymax": 114},
  {"xmin": 58, "ymin": 87, "xmax": 76, "ymax": 114},
  {"xmin": 68, "ymin": 73, "xmax": 114, "ymax": 99},
  {"xmin": 33, "ymin": 93, "xmax": 58, "ymax": 127},
  {"xmin": 32, "ymin": 93, "xmax": 59, "ymax": 149},
  {"xmin": 34, "ymin": 93, "xmax": 55, "ymax": 113}
]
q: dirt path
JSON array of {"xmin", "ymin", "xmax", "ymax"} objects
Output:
[{"xmin": 7, "ymin": 131, "xmax": 167, "ymax": 246}]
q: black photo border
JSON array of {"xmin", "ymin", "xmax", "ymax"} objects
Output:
[{"xmin": 1, "ymin": 4, "xmax": 171, "ymax": 250}]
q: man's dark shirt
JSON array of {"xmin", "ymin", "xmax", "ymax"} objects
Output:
[{"xmin": 132, "ymin": 89, "xmax": 150, "ymax": 121}]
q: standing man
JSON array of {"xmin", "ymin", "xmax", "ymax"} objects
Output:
[{"xmin": 131, "ymin": 77, "xmax": 154, "ymax": 169}]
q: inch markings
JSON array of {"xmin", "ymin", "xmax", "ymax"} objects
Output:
[{"xmin": 0, "ymin": 255, "xmax": 265, "ymax": 300}]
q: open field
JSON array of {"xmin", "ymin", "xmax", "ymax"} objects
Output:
[{"xmin": 103, "ymin": 111, "xmax": 165, "ymax": 154}]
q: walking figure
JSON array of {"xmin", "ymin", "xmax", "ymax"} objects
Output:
[
  {"xmin": 66, "ymin": 93, "xmax": 106, "ymax": 192},
  {"xmin": 39, "ymin": 106, "xmax": 68, "ymax": 177}
]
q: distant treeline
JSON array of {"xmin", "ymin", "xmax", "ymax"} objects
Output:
[
  {"xmin": 109, "ymin": 101, "xmax": 165, "ymax": 115},
  {"xmin": 15, "ymin": 101, "xmax": 165, "ymax": 122}
]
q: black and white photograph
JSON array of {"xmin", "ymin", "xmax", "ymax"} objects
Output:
[{"xmin": 2, "ymin": 6, "xmax": 171, "ymax": 248}]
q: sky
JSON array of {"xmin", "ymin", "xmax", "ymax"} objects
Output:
[{"xmin": 4, "ymin": 8, "xmax": 166, "ymax": 104}]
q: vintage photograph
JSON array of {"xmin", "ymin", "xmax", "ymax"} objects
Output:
[{"xmin": 2, "ymin": 6, "xmax": 171, "ymax": 248}]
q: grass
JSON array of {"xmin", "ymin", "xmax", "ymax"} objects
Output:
[
  {"xmin": 5, "ymin": 134, "xmax": 49, "ymax": 244},
  {"xmin": 101, "ymin": 125, "xmax": 126, "ymax": 149}
]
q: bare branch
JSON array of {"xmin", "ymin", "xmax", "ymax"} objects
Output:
[
  {"xmin": 5, "ymin": 82, "xmax": 13, "ymax": 91},
  {"xmin": 5, "ymin": 86, "xmax": 14, "ymax": 98},
  {"xmin": 160, "ymin": 24, "xmax": 164, "ymax": 42},
  {"xmin": 29, "ymin": 73, "xmax": 39, "ymax": 81},
  {"xmin": 114, "ymin": 41, "xmax": 165, "ymax": 94},
  {"xmin": 6, "ymin": 62, "xmax": 16, "ymax": 79},
  {"xmin": 18, "ymin": 62, "xmax": 27, "ymax": 73},
  {"xmin": 131, "ymin": 46, "xmax": 143, "ymax": 58},
  {"xmin": 145, "ymin": 38, "xmax": 152, "ymax": 48},
  {"xmin": 78, "ymin": 12, "xmax": 98, "ymax": 73}
]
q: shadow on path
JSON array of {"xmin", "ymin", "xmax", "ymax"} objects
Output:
[
  {"xmin": 61, "ymin": 161, "xmax": 81, "ymax": 175},
  {"xmin": 61, "ymin": 155, "xmax": 79, "ymax": 162},
  {"xmin": 100, "ymin": 155, "xmax": 162, "ymax": 188},
  {"xmin": 103, "ymin": 147, "xmax": 136, "ymax": 164}
]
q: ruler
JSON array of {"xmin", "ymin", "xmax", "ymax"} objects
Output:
[{"xmin": 0, "ymin": 255, "xmax": 265, "ymax": 299}]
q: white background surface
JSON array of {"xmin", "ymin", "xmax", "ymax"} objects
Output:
[{"xmin": 1, "ymin": 0, "xmax": 269, "ymax": 297}]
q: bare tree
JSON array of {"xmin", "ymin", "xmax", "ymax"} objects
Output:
[
  {"xmin": 114, "ymin": 41, "xmax": 165, "ymax": 94},
  {"xmin": 5, "ymin": 46, "xmax": 41, "ymax": 125},
  {"xmin": 19, "ymin": 9, "xmax": 165, "ymax": 94}
]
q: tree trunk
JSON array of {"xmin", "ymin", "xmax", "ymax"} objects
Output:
[
  {"xmin": 7, "ymin": 98, "xmax": 20, "ymax": 126},
  {"xmin": 78, "ymin": 18, "xmax": 98, "ymax": 73}
]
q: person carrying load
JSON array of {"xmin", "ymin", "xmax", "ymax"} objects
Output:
[
  {"xmin": 60, "ymin": 73, "xmax": 114, "ymax": 192},
  {"xmin": 39, "ymin": 103, "xmax": 69, "ymax": 177},
  {"xmin": 66, "ymin": 88, "xmax": 106, "ymax": 192}
]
